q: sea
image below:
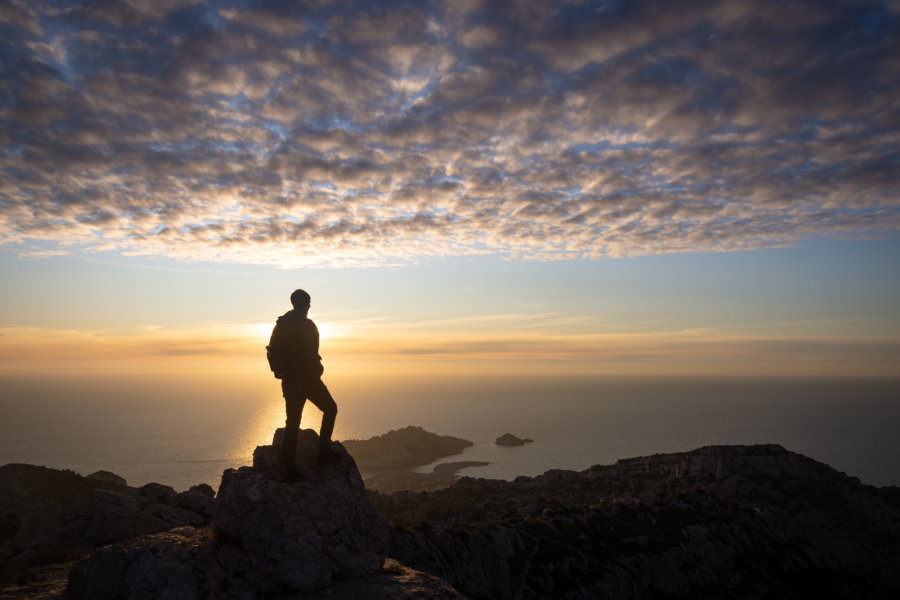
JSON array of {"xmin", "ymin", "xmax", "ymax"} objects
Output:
[{"xmin": 1, "ymin": 373, "xmax": 899, "ymax": 492}]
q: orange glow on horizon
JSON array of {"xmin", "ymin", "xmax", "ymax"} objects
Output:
[{"xmin": 0, "ymin": 321, "xmax": 897, "ymax": 378}]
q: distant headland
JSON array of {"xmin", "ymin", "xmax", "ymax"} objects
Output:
[{"xmin": 341, "ymin": 425, "xmax": 489, "ymax": 493}]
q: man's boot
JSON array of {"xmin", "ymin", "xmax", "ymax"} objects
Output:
[
  {"xmin": 317, "ymin": 440, "xmax": 341, "ymax": 465},
  {"xmin": 281, "ymin": 434, "xmax": 302, "ymax": 481}
]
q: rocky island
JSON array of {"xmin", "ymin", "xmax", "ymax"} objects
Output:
[
  {"xmin": 494, "ymin": 433, "xmax": 533, "ymax": 446},
  {"xmin": 1, "ymin": 429, "xmax": 899, "ymax": 599},
  {"xmin": 342, "ymin": 425, "xmax": 488, "ymax": 493}
]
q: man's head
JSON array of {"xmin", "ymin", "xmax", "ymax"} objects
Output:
[{"xmin": 290, "ymin": 289, "xmax": 311, "ymax": 309}]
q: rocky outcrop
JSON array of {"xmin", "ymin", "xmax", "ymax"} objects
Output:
[
  {"xmin": 215, "ymin": 429, "xmax": 388, "ymax": 594},
  {"xmin": 0, "ymin": 464, "xmax": 213, "ymax": 585},
  {"xmin": 494, "ymin": 433, "xmax": 533, "ymax": 446},
  {"xmin": 66, "ymin": 528, "xmax": 461, "ymax": 600},
  {"xmin": 66, "ymin": 526, "xmax": 212, "ymax": 600},
  {"xmin": 67, "ymin": 429, "xmax": 391, "ymax": 599},
  {"xmin": 376, "ymin": 444, "xmax": 900, "ymax": 599},
  {"xmin": 7, "ymin": 440, "xmax": 900, "ymax": 599},
  {"xmin": 0, "ymin": 464, "xmax": 128, "ymax": 554}
]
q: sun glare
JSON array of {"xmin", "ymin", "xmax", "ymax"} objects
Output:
[
  {"xmin": 253, "ymin": 322, "xmax": 275, "ymax": 342},
  {"xmin": 314, "ymin": 321, "xmax": 341, "ymax": 340},
  {"xmin": 249, "ymin": 320, "xmax": 342, "ymax": 343}
]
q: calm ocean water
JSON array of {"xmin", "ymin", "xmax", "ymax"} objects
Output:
[{"xmin": 1, "ymin": 373, "xmax": 898, "ymax": 491}]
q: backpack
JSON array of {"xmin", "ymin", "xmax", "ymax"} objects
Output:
[
  {"xmin": 266, "ymin": 317, "xmax": 290, "ymax": 379},
  {"xmin": 266, "ymin": 342, "xmax": 284, "ymax": 379}
]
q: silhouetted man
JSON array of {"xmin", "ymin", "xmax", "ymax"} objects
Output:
[{"xmin": 267, "ymin": 289, "xmax": 339, "ymax": 478}]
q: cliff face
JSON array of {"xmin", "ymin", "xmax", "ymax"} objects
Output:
[{"xmin": 375, "ymin": 444, "xmax": 900, "ymax": 600}]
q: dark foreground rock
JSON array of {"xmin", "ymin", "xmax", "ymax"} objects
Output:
[
  {"xmin": 67, "ymin": 429, "xmax": 392, "ymax": 599},
  {"xmin": 65, "ymin": 528, "xmax": 459, "ymax": 600},
  {"xmin": 375, "ymin": 444, "xmax": 900, "ymax": 600},
  {"xmin": 216, "ymin": 430, "xmax": 388, "ymax": 594},
  {"xmin": 6, "ymin": 440, "xmax": 900, "ymax": 599},
  {"xmin": 0, "ymin": 464, "xmax": 213, "ymax": 586}
]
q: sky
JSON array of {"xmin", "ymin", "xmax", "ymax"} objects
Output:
[{"xmin": 1, "ymin": 0, "xmax": 899, "ymax": 378}]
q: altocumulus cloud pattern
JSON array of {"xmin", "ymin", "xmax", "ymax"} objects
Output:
[{"xmin": 1, "ymin": 0, "xmax": 898, "ymax": 266}]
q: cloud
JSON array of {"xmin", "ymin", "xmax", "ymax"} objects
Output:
[{"xmin": 1, "ymin": 0, "xmax": 898, "ymax": 267}]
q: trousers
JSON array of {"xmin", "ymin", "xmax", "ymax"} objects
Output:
[{"xmin": 280, "ymin": 377, "xmax": 338, "ymax": 471}]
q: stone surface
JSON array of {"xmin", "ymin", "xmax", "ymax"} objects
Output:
[
  {"xmin": 215, "ymin": 428, "xmax": 388, "ymax": 594},
  {"xmin": 67, "ymin": 428, "xmax": 391, "ymax": 599},
  {"xmin": 0, "ymin": 464, "xmax": 212, "ymax": 585},
  {"xmin": 66, "ymin": 527, "xmax": 212, "ymax": 600},
  {"xmin": 0, "ymin": 563, "xmax": 69, "ymax": 600},
  {"xmin": 66, "ymin": 538, "xmax": 461, "ymax": 600},
  {"xmin": 10, "ymin": 440, "xmax": 900, "ymax": 599},
  {"xmin": 374, "ymin": 444, "xmax": 900, "ymax": 600}
]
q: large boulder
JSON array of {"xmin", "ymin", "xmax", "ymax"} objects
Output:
[
  {"xmin": 67, "ymin": 428, "xmax": 390, "ymax": 598},
  {"xmin": 215, "ymin": 428, "xmax": 388, "ymax": 594},
  {"xmin": 66, "ymin": 526, "xmax": 214, "ymax": 600},
  {"xmin": 0, "ymin": 464, "xmax": 213, "ymax": 584},
  {"xmin": 67, "ymin": 529, "xmax": 460, "ymax": 600}
]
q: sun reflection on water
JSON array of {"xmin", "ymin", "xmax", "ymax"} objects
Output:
[{"xmin": 230, "ymin": 385, "xmax": 340, "ymax": 466}]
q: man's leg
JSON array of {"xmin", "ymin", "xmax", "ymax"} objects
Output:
[
  {"xmin": 306, "ymin": 379, "xmax": 338, "ymax": 458},
  {"xmin": 281, "ymin": 380, "xmax": 305, "ymax": 475}
]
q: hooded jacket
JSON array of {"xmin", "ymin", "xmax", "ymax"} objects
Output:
[{"xmin": 267, "ymin": 309, "xmax": 324, "ymax": 381}]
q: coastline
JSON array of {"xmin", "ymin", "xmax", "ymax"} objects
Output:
[{"xmin": 3, "ymin": 438, "xmax": 900, "ymax": 599}]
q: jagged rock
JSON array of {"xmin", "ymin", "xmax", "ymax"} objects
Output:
[
  {"xmin": 0, "ymin": 464, "xmax": 127, "ymax": 555},
  {"xmin": 13, "ymin": 440, "xmax": 900, "ymax": 599},
  {"xmin": 66, "ymin": 527, "xmax": 213, "ymax": 600},
  {"xmin": 174, "ymin": 484, "xmax": 215, "ymax": 521},
  {"xmin": 67, "ymin": 532, "xmax": 460, "ymax": 600},
  {"xmin": 0, "ymin": 464, "xmax": 211, "ymax": 585},
  {"xmin": 341, "ymin": 426, "xmax": 473, "ymax": 471},
  {"xmin": 494, "ymin": 433, "xmax": 533, "ymax": 446},
  {"xmin": 215, "ymin": 428, "xmax": 388, "ymax": 594},
  {"xmin": 376, "ymin": 444, "xmax": 900, "ymax": 600},
  {"xmin": 67, "ymin": 428, "xmax": 391, "ymax": 599}
]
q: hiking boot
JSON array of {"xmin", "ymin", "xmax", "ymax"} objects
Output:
[{"xmin": 317, "ymin": 449, "xmax": 342, "ymax": 465}]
